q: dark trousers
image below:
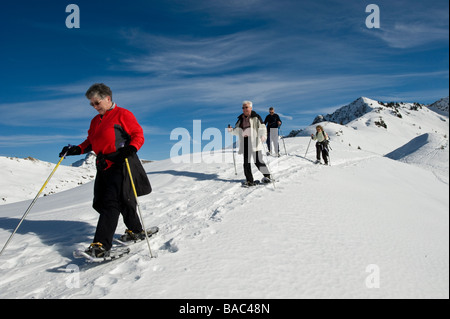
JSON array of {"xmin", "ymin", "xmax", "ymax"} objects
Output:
[
  {"xmin": 243, "ymin": 137, "xmax": 270, "ymax": 182},
  {"xmin": 315, "ymin": 142, "xmax": 329, "ymax": 163},
  {"xmin": 93, "ymin": 165, "xmax": 143, "ymax": 250}
]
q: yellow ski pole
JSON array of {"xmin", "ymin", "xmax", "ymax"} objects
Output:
[
  {"xmin": 0, "ymin": 154, "xmax": 66, "ymax": 257},
  {"xmin": 125, "ymin": 158, "xmax": 154, "ymax": 258}
]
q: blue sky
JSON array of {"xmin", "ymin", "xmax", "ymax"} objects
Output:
[{"xmin": 0, "ymin": 0, "xmax": 448, "ymax": 164}]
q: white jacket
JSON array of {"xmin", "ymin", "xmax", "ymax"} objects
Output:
[
  {"xmin": 230, "ymin": 111, "xmax": 267, "ymax": 154},
  {"xmin": 312, "ymin": 131, "xmax": 329, "ymax": 143}
]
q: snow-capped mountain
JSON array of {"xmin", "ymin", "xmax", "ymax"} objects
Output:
[
  {"xmin": 0, "ymin": 96, "xmax": 448, "ymax": 299},
  {"xmin": 311, "ymin": 97, "xmax": 388, "ymax": 125},
  {"xmin": 428, "ymin": 96, "xmax": 449, "ymax": 116},
  {"xmin": 71, "ymin": 152, "xmax": 97, "ymax": 170},
  {"xmin": 295, "ymin": 96, "xmax": 449, "ymax": 156},
  {"xmin": 311, "ymin": 96, "xmax": 436, "ymax": 126}
]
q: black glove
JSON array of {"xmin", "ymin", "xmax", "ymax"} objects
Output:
[
  {"xmin": 96, "ymin": 152, "xmax": 108, "ymax": 171},
  {"xmin": 59, "ymin": 145, "xmax": 81, "ymax": 157},
  {"xmin": 105, "ymin": 145, "xmax": 138, "ymax": 165},
  {"xmin": 115, "ymin": 145, "xmax": 137, "ymax": 163}
]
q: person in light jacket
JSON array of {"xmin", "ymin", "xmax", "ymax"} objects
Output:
[
  {"xmin": 228, "ymin": 101, "xmax": 273, "ymax": 186},
  {"xmin": 311, "ymin": 125, "xmax": 330, "ymax": 165}
]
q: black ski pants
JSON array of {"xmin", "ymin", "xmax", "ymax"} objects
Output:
[
  {"xmin": 93, "ymin": 165, "xmax": 143, "ymax": 250},
  {"xmin": 243, "ymin": 137, "xmax": 270, "ymax": 182},
  {"xmin": 315, "ymin": 142, "xmax": 329, "ymax": 163}
]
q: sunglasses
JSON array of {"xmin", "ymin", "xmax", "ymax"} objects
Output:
[{"xmin": 90, "ymin": 99, "xmax": 104, "ymax": 107}]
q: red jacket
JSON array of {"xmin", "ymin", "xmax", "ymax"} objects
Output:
[{"xmin": 79, "ymin": 105, "xmax": 144, "ymax": 169}]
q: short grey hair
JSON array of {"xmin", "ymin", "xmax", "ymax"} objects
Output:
[
  {"xmin": 85, "ymin": 83, "xmax": 113, "ymax": 100},
  {"xmin": 242, "ymin": 101, "xmax": 253, "ymax": 108}
]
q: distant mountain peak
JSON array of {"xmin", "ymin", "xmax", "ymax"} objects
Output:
[
  {"xmin": 312, "ymin": 97, "xmax": 381, "ymax": 125},
  {"xmin": 71, "ymin": 152, "xmax": 97, "ymax": 169},
  {"xmin": 311, "ymin": 96, "xmax": 444, "ymax": 126},
  {"xmin": 428, "ymin": 96, "xmax": 449, "ymax": 116}
]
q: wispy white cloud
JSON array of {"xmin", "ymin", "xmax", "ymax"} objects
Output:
[
  {"xmin": 141, "ymin": 125, "xmax": 171, "ymax": 137},
  {"xmin": 370, "ymin": 22, "xmax": 449, "ymax": 49},
  {"xmin": 3, "ymin": 68, "xmax": 445, "ymax": 129},
  {"xmin": 2, "ymin": 1, "xmax": 448, "ymax": 130},
  {"xmin": 0, "ymin": 134, "xmax": 86, "ymax": 147},
  {"xmin": 0, "ymin": 97, "xmax": 92, "ymax": 127},
  {"xmin": 363, "ymin": 1, "xmax": 449, "ymax": 49},
  {"xmin": 119, "ymin": 29, "xmax": 276, "ymax": 76}
]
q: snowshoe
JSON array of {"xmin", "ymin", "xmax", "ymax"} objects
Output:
[
  {"xmin": 85, "ymin": 242, "xmax": 109, "ymax": 258},
  {"xmin": 241, "ymin": 180, "xmax": 258, "ymax": 187},
  {"xmin": 74, "ymin": 244, "xmax": 130, "ymax": 263},
  {"xmin": 261, "ymin": 176, "xmax": 274, "ymax": 184},
  {"xmin": 118, "ymin": 226, "xmax": 159, "ymax": 244}
]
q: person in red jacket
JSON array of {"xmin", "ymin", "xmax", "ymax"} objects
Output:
[{"xmin": 59, "ymin": 83, "xmax": 151, "ymax": 257}]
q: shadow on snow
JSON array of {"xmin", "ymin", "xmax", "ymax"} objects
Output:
[{"xmin": 0, "ymin": 217, "xmax": 95, "ymax": 259}]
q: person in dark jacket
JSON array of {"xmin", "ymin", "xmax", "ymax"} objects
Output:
[
  {"xmin": 264, "ymin": 107, "xmax": 282, "ymax": 156},
  {"xmin": 59, "ymin": 83, "xmax": 151, "ymax": 257}
]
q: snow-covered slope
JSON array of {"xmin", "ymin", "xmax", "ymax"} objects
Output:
[
  {"xmin": 0, "ymin": 156, "xmax": 96, "ymax": 205},
  {"xmin": 0, "ymin": 97, "xmax": 448, "ymax": 299},
  {"xmin": 385, "ymin": 133, "xmax": 449, "ymax": 184}
]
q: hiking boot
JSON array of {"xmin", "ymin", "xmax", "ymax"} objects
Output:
[
  {"xmin": 242, "ymin": 181, "xmax": 256, "ymax": 187},
  {"xmin": 261, "ymin": 176, "xmax": 273, "ymax": 183},
  {"xmin": 86, "ymin": 242, "xmax": 109, "ymax": 258},
  {"xmin": 120, "ymin": 229, "xmax": 146, "ymax": 242}
]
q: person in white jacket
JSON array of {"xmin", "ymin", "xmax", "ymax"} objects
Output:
[
  {"xmin": 229, "ymin": 101, "xmax": 272, "ymax": 186},
  {"xmin": 311, "ymin": 125, "xmax": 330, "ymax": 165}
]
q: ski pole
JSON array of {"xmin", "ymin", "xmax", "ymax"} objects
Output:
[
  {"xmin": 305, "ymin": 137, "xmax": 312, "ymax": 158},
  {"xmin": 124, "ymin": 157, "xmax": 155, "ymax": 258},
  {"xmin": 326, "ymin": 143, "xmax": 331, "ymax": 166},
  {"xmin": 228, "ymin": 125, "xmax": 237, "ymax": 175},
  {"xmin": 279, "ymin": 128, "xmax": 287, "ymax": 156},
  {"xmin": 0, "ymin": 152, "xmax": 67, "ymax": 257}
]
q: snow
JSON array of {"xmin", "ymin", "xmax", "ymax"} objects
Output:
[
  {"xmin": 0, "ymin": 97, "xmax": 448, "ymax": 299},
  {"xmin": 0, "ymin": 156, "xmax": 96, "ymax": 205}
]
